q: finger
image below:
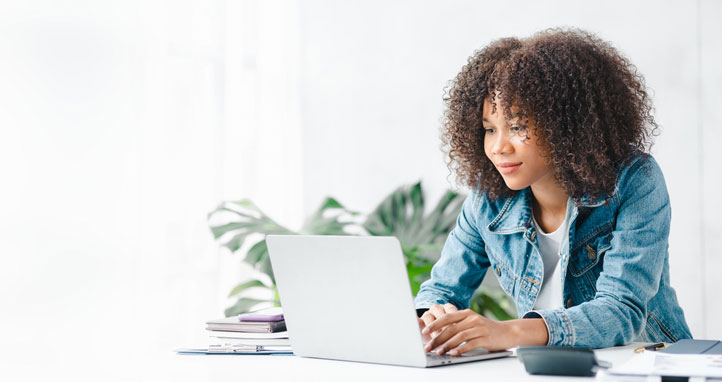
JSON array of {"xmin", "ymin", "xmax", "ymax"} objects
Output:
[
  {"xmin": 424, "ymin": 314, "xmax": 478, "ymax": 352},
  {"xmin": 425, "ymin": 304, "xmax": 447, "ymax": 336},
  {"xmin": 436, "ymin": 327, "xmax": 484, "ymax": 355},
  {"xmin": 424, "ymin": 322, "xmax": 460, "ymax": 352},
  {"xmin": 428, "ymin": 304, "xmax": 445, "ymax": 319},
  {"xmin": 418, "ymin": 318, "xmax": 433, "ymax": 344},
  {"xmin": 420, "ymin": 310, "xmax": 437, "ymax": 328},
  {"xmin": 422, "ymin": 309, "xmax": 470, "ymax": 335},
  {"xmin": 443, "ymin": 303, "xmax": 458, "ymax": 313},
  {"xmin": 448, "ymin": 338, "xmax": 489, "ymax": 356}
]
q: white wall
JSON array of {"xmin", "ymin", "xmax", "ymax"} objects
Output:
[
  {"xmin": 0, "ymin": 0, "xmax": 302, "ymax": 378},
  {"xmin": 700, "ymin": 0, "xmax": 722, "ymax": 342},
  {"xmin": 297, "ymin": 0, "xmax": 721, "ymax": 339},
  {"xmin": 0, "ymin": 0, "xmax": 228, "ymax": 368}
]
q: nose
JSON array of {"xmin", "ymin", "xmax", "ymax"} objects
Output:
[{"xmin": 489, "ymin": 131, "xmax": 512, "ymax": 156}]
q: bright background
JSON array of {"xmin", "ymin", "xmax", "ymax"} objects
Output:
[{"xmin": 1, "ymin": 0, "xmax": 720, "ymax": 380}]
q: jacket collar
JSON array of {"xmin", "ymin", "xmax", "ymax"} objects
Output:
[
  {"xmin": 486, "ymin": 188, "xmax": 608, "ymax": 234},
  {"xmin": 486, "ymin": 188, "xmax": 534, "ymax": 234}
]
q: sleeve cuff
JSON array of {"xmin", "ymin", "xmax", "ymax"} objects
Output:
[
  {"xmin": 523, "ymin": 308, "xmax": 575, "ymax": 346},
  {"xmin": 414, "ymin": 295, "xmax": 450, "ymax": 310}
]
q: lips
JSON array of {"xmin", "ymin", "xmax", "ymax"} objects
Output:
[{"xmin": 497, "ymin": 162, "xmax": 522, "ymax": 175}]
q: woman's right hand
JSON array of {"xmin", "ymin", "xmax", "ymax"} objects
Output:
[{"xmin": 418, "ymin": 303, "xmax": 459, "ymax": 345}]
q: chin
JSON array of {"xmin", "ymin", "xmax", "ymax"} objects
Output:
[{"xmin": 502, "ymin": 179, "xmax": 529, "ymax": 191}]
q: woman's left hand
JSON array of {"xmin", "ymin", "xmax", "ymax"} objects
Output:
[
  {"xmin": 422, "ymin": 309, "xmax": 509, "ymax": 355},
  {"xmin": 422, "ymin": 309, "xmax": 548, "ymax": 355}
]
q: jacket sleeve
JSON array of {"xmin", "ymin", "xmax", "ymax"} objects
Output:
[
  {"xmin": 415, "ymin": 192, "xmax": 491, "ymax": 310},
  {"xmin": 523, "ymin": 156, "xmax": 670, "ymax": 347}
]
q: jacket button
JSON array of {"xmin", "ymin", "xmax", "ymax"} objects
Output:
[
  {"xmin": 530, "ymin": 231, "xmax": 537, "ymax": 241},
  {"xmin": 495, "ymin": 266, "xmax": 501, "ymax": 277},
  {"xmin": 566, "ymin": 298, "xmax": 574, "ymax": 308},
  {"xmin": 586, "ymin": 244, "xmax": 597, "ymax": 260}
]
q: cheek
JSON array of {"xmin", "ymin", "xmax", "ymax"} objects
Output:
[
  {"xmin": 525, "ymin": 153, "xmax": 552, "ymax": 177},
  {"xmin": 516, "ymin": 138, "xmax": 542, "ymax": 160}
]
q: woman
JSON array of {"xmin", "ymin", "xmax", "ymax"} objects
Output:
[{"xmin": 415, "ymin": 28, "xmax": 692, "ymax": 356}]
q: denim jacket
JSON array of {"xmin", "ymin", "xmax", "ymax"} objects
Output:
[{"xmin": 415, "ymin": 155, "xmax": 692, "ymax": 347}]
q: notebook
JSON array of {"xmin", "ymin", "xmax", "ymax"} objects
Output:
[{"xmin": 205, "ymin": 316, "xmax": 286, "ymax": 333}]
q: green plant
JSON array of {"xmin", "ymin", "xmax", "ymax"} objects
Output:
[
  {"xmin": 208, "ymin": 197, "xmax": 359, "ymax": 316},
  {"xmin": 362, "ymin": 182, "xmax": 515, "ymax": 321},
  {"xmin": 362, "ymin": 182, "xmax": 462, "ymax": 295},
  {"xmin": 208, "ymin": 181, "xmax": 515, "ymax": 320}
]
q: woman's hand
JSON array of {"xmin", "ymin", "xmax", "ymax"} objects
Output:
[
  {"xmin": 418, "ymin": 303, "xmax": 459, "ymax": 341},
  {"xmin": 422, "ymin": 309, "xmax": 549, "ymax": 356}
]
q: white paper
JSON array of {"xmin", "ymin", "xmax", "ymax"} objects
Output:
[{"xmin": 608, "ymin": 352, "xmax": 722, "ymax": 378}]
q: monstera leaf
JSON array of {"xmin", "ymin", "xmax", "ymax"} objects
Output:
[
  {"xmin": 363, "ymin": 182, "xmax": 465, "ymax": 294},
  {"xmin": 209, "ymin": 197, "xmax": 359, "ymax": 316}
]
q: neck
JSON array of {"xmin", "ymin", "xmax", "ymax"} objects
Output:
[{"xmin": 530, "ymin": 176, "xmax": 569, "ymax": 230}]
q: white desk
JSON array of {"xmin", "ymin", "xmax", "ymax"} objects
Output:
[
  {"xmin": 4, "ymin": 343, "xmax": 641, "ymax": 381},
  {"xmin": 161, "ymin": 344, "xmax": 638, "ymax": 382}
]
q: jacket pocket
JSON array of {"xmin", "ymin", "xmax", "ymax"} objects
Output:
[
  {"xmin": 569, "ymin": 229, "xmax": 612, "ymax": 278},
  {"xmin": 485, "ymin": 246, "xmax": 518, "ymax": 298},
  {"xmin": 646, "ymin": 312, "xmax": 678, "ymax": 343},
  {"xmin": 568, "ymin": 229, "xmax": 612, "ymax": 301}
]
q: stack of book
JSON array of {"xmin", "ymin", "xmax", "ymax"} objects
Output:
[{"xmin": 205, "ymin": 307, "xmax": 292, "ymax": 354}]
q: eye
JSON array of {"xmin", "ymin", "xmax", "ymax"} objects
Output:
[
  {"xmin": 511, "ymin": 125, "xmax": 526, "ymax": 133},
  {"xmin": 483, "ymin": 127, "xmax": 495, "ymax": 134}
]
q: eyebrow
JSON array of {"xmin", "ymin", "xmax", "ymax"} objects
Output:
[{"xmin": 482, "ymin": 115, "xmax": 524, "ymax": 124}]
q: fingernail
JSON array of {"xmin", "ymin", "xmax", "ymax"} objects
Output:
[
  {"xmin": 437, "ymin": 348, "xmax": 444, "ymax": 355},
  {"xmin": 424, "ymin": 344, "xmax": 431, "ymax": 351},
  {"xmin": 450, "ymin": 350, "xmax": 459, "ymax": 356},
  {"xmin": 422, "ymin": 328, "xmax": 429, "ymax": 334}
]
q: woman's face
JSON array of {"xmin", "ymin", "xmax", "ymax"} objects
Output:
[{"xmin": 482, "ymin": 96, "xmax": 554, "ymax": 191}]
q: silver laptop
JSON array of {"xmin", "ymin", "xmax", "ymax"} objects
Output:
[{"xmin": 266, "ymin": 235, "xmax": 512, "ymax": 367}]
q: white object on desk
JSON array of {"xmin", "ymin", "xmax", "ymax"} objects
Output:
[{"xmin": 603, "ymin": 351, "xmax": 722, "ymax": 379}]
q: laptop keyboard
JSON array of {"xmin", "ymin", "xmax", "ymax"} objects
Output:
[
  {"xmin": 426, "ymin": 352, "xmax": 453, "ymax": 359},
  {"xmin": 426, "ymin": 352, "xmax": 457, "ymax": 364},
  {"xmin": 426, "ymin": 348, "xmax": 491, "ymax": 359}
]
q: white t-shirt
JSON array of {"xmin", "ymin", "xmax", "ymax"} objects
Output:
[{"xmin": 532, "ymin": 207, "xmax": 570, "ymax": 310}]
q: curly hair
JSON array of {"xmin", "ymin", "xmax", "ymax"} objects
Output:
[{"xmin": 441, "ymin": 28, "xmax": 658, "ymax": 202}]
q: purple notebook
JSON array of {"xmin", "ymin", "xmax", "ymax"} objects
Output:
[{"xmin": 238, "ymin": 307, "xmax": 284, "ymax": 322}]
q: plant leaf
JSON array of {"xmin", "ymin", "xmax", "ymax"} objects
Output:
[
  {"xmin": 405, "ymin": 182, "xmax": 425, "ymax": 242},
  {"xmin": 210, "ymin": 222, "xmax": 256, "ymax": 239},
  {"xmin": 210, "ymin": 206, "xmax": 257, "ymax": 219},
  {"xmin": 256, "ymin": 253, "xmax": 275, "ymax": 284},
  {"xmin": 224, "ymin": 297, "xmax": 271, "ymax": 317},
  {"xmin": 318, "ymin": 197, "xmax": 343, "ymax": 211},
  {"xmin": 228, "ymin": 279, "xmax": 268, "ymax": 297},
  {"xmin": 406, "ymin": 262, "xmax": 434, "ymax": 295},
  {"xmin": 222, "ymin": 232, "xmax": 251, "ymax": 252},
  {"xmin": 230, "ymin": 199, "xmax": 262, "ymax": 212},
  {"xmin": 300, "ymin": 197, "xmax": 359, "ymax": 235},
  {"xmin": 246, "ymin": 240, "xmax": 268, "ymax": 265},
  {"xmin": 415, "ymin": 190, "xmax": 464, "ymax": 244},
  {"xmin": 470, "ymin": 289, "xmax": 515, "ymax": 321},
  {"xmin": 363, "ymin": 182, "xmax": 464, "ymax": 249}
]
